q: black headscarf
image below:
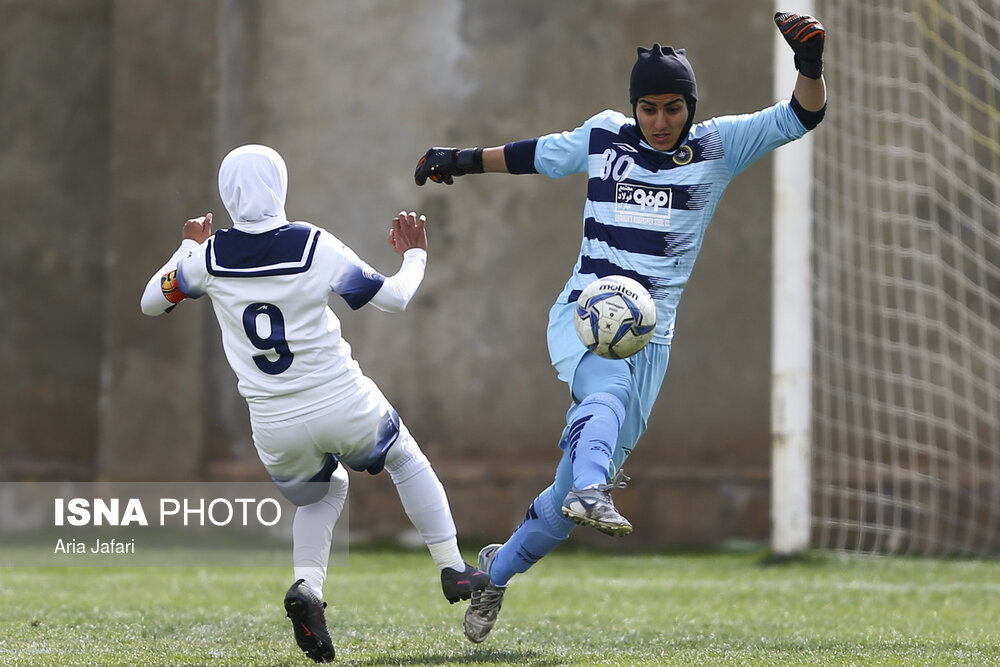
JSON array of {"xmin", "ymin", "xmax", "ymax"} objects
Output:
[{"xmin": 629, "ymin": 44, "xmax": 698, "ymax": 151}]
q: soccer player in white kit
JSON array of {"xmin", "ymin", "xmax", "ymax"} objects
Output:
[
  {"xmin": 414, "ymin": 12, "xmax": 827, "ymax": 644},
  {"xmin": 141, "ymin": 144, "xmax": 487, "ymax": 663}
]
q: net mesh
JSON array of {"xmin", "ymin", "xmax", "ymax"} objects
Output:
[{"xmin": 811, "ymin": 0, "xmax": 1000, "ymax": 555}]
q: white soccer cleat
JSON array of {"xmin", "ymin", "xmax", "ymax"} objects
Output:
[{"xmin": 561, "ymin": 469, "xmax": 633, "ymax": 536}]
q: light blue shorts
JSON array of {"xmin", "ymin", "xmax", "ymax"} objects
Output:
[{"xmin": 547, "ymin": 301, "xmax": 671, "ymax": 497}]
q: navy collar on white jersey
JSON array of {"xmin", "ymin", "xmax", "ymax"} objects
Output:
[{"xmin": 206, "ymin": 223, "xmax": 320, "ymax": 277}]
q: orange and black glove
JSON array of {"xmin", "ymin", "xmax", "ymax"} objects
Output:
[{"xmin": 774, "ymin": 12, "xmax": 825, "ymax": 79}]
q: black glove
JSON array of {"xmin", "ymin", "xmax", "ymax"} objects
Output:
[
  {"xmin": 774, "ymin": 12, "xmax": 825, "ymax": 79},
  {"xmin": 414, "ymin": 147, "xmax": 484, "ymax": 185}
]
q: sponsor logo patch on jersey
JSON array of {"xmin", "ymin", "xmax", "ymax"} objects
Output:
[{"xmin": 614, "ymin": 183, "xmax": 673, "ymax": 227}]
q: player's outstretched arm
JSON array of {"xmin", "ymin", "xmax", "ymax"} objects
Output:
[
  {"xmin": 775, "ymin": 11, "xmax": 827, "ymax": 112},
  {"xmin": 414, "ymin": 146, "xmax": 508, "ymax": 185}
]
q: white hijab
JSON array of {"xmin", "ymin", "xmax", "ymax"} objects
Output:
[{"xmin": 218, "ymin": 144, "xmax": 289, "ymax": 233}]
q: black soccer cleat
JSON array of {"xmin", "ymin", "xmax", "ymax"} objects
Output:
[
  {"xmin": 284, "ymin": 579, "xmax": 335, "ymax": 663},
  {"xmin": 440, "ymin": 561, "xmax": 491, "ymax": 604}
]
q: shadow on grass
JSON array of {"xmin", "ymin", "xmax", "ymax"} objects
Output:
[
  {"xmin": 349, "ymin": 648, "xmax": 560, "ymax": 666},
  {"xmin": 757, "ymin": 549, "xmax": 828, "ymax": 567}
]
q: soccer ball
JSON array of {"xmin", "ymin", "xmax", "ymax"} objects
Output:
[{"xmin": 574, "ymin": 275, "xmax": 656, "ymax": 359}]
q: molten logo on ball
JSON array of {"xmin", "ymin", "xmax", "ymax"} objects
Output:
[{"xmin": 574, "ymin": 275, "xmax": 656, "ymax": 359}]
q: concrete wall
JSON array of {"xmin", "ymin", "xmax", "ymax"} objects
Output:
[
  {"xmin": 1, "ymin": 0, "xmax": 783, "ymax": 548},
  {"xmin": 1, "ymin": 0, "xmax": 110, "ymax": 478}
]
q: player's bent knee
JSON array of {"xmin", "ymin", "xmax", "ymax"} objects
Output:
[{"xmin": 384, "ymin": 427, "xmax": 430, "ymax": 480}]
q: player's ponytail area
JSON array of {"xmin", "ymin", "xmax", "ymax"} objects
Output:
[{"xmin": 2, "ymin": 548, "xmax": 998, "ymax": 665}]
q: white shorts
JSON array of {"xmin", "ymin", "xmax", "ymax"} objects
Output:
[{"xmin": 249, "ymin": 376, "xmax": 405, "ymax": 481}]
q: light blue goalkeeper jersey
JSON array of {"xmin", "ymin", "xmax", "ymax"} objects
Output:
[{"xmin": 535, "ymin": 100, "xmax": 808, "ymax": 344}]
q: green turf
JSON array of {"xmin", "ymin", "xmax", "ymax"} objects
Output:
[{"xmin": 1, "ymin": 547, "xmax": 998, "ymax": 666}]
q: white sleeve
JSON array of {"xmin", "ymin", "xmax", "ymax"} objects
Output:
[
  {"xmin": 368, "ymin": 248, "xmax": 427, "ymax": 313},
  {"xmin": 140, "ymin": 239, "xmax": 201, "ymax": 316}
]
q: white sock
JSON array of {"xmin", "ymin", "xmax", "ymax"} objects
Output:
[
  {"xmin": 427, "ymin": 537, "xmax": 465, "ymax": 572},
  {"xmin": 384, "ymin": 427, "xmax": 459, "ymax": 564},
  {"xmin": 292, "ymin": 567, "xmax": 326, "ymax": 599},
  {"xmin": 291, "ymin": 465, "xmax": 349, "ymax": 598}
]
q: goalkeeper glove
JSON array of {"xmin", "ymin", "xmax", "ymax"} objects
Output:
[
  {"xmin": 414, "ymin": 147, "xmax": 484, "ymax": 185},
  {"xmin": 774, "ymin": 12, "xmax": 825, "ymax": 79}
]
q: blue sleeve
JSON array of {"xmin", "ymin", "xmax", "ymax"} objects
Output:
[
  {"xmin": 714, "ymin": 100, "xmax": 809, "ymax": 177},
  {"xmin": 333, "ymin": 264, "xmax": 385, "ymax": 310},
  {"xmin": 533, "ymin": 111, "xmax": 616, "ymax": 179},
  {"xmin": 323, "ymin": 233, "xmax": 388, "ymax": 310}
]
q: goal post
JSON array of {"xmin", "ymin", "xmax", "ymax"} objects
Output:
[
  {"xmin": 770, "ymin": 0, "xmax": 816, "ymax": 556},
  {"xmin": 772, "ymin": 0, "xmax": 1000, "ymax": 557}
]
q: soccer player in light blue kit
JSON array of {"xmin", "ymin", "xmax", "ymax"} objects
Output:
[{"xmin": 414, "ymin": 12, "xmax": 827, "ymax": 642}]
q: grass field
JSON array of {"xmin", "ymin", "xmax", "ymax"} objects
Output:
[{"xmin": 1, "ymin": 546, "xmax": 998, "ymax": 666}]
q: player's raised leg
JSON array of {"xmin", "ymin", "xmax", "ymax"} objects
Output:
[
  {"xmin": 462, "ymin": 469, "xmax": 577, "ymax": 643},
  {"xmin": 559, "ymin": 354, "xmax": 634, "ymax": 535},
  {"xmin": 383, "ymin": 423, "xmax": 489, "ymax": 602}
]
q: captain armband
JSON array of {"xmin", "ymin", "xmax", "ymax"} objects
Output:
[{"xmin": 160, "ymin": 269, "xmax": 187, "ymax": 304}]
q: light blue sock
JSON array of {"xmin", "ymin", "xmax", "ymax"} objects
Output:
[
  {"xmin": 567, "ymin": 392, "xmax": 625, "ymax": 490},
  {"xmin": 489, "ymin": 486, "xmax": 574, "ymax": 586}
]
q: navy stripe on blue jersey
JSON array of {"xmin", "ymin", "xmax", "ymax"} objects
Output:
[
  {"xmin": 568, "ymin": 257, "xmax": 670, "ymax": 302},
  {"xmin": 697, "ymin": 131, "xmax": 725, "ymax": 161},
  {"xmin": 591, "ymin": 123, "xmax": 645, "ymax": 154},
  {"xmin": 589, "ymin": 126, "xmax": 724, "ymax": 173},
  {"xmin": 583, "ymin": 217, "xmax": 696, "ymax": 258},
  {"xmin": 206, "ymin": 223, "xmax": 320, "ymax": 277},
  {"xmin": 337, "ymin": 266, "xmax": 385, "ymax": 311}
]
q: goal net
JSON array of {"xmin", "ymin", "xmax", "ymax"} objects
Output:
[{"xmin": 808, "ymin": 0, "xmax": 1000, "ymax": 555}]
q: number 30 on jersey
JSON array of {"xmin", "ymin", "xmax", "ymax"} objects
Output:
[{"xmin": 600, "ymin": 148, "xmax": 636, "ymax": 182}]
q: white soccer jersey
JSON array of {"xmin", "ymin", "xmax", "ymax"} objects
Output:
[
  {"xmin": 142, "ymin": 223, "xmax": 426, "ymax": 421},
  {"xmin": 193, "ymin": 225, "xmax": 425, "ymax": 419},
  {"xmin": 534, "ymin": 101, "xmax": 808, "ymax": 343},
  {"xmin": 141, "ymin": 145, "xmax": 426, "ymax": 424}
]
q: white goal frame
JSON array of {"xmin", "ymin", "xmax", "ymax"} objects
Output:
[
  {"xmin": 771, "ymin": 0, "xmax": 816, "ymax": 556},
  {"xmin": 771, "ymin": 0, "xmax": 1000, "ymax": 557}
]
